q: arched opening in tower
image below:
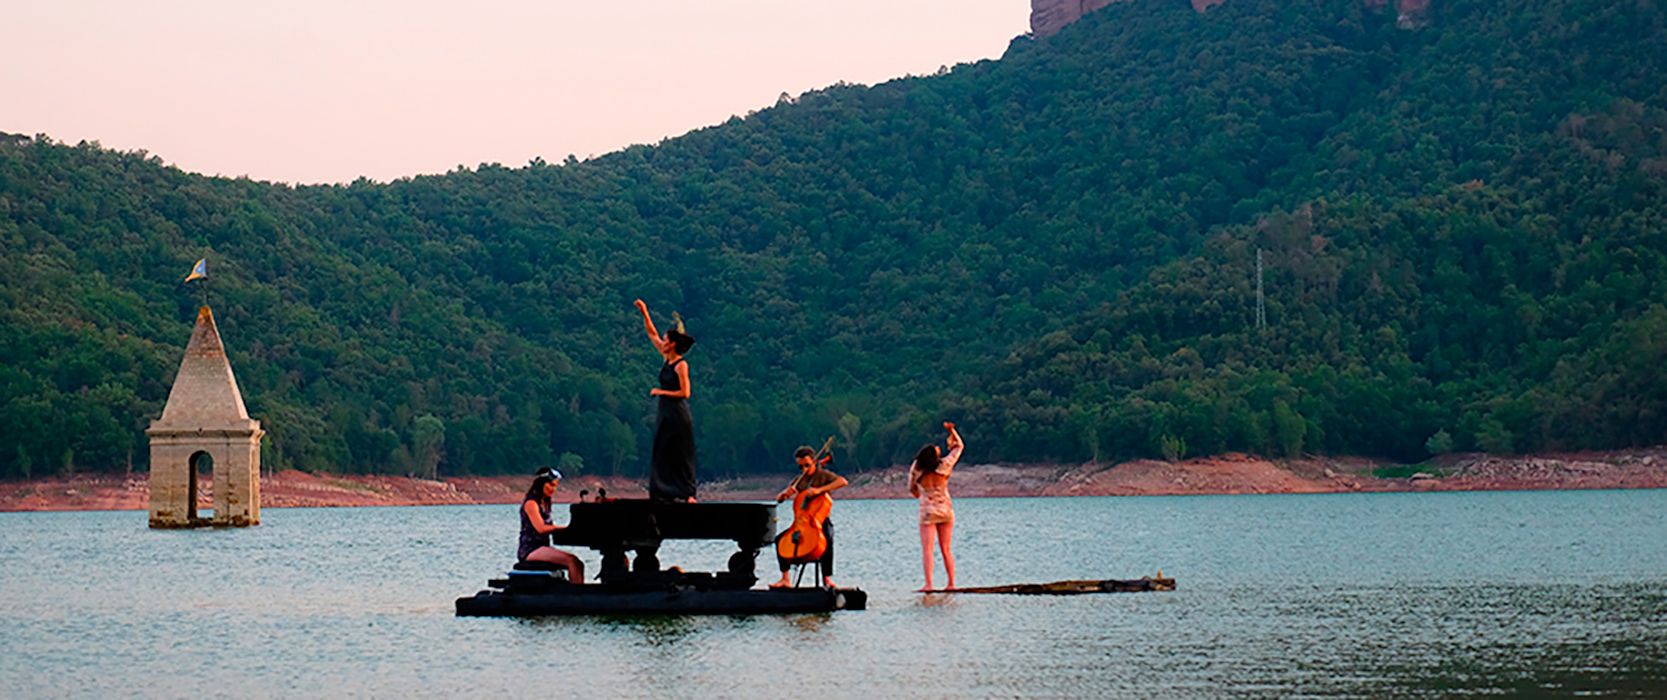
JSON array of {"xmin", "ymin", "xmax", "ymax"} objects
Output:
[{"xmin": 188, "ymin": 450, "xmax": 214, "ymax": 522}]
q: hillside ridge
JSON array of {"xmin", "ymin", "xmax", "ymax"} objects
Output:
[
  {"xmin": 1029, "ymin": 0, "xmax": 1432, "ymax": 37},
  {"xmin": 3, "ymin": 0, "xmax": 1665, "ymax": 481}
]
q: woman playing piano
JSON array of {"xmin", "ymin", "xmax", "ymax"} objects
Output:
[
  {"xmin": 634, "ymin": 299, "xmax": 698, "ymax": 502},
  {"xmin": 910, "ymin": 422, "xmax": 964, "ymax": 591},
  {"xmin": 519, "ymin": 468, "xmax": 585, "ymax": 582}
]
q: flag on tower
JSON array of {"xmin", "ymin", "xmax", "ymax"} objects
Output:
[{"xmin": 184, "ymin": 258, "xmax": 207, "ymax": 283}]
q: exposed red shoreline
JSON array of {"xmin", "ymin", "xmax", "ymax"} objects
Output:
[{"xmin": 2, "ymin": 448, "xmax": 1664, "ymax": 513}]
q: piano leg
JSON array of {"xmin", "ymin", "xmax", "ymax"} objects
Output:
[
  {"xmin": 600, "ymin": 549, "xmax": 629, "ymax": 581},
  {"xmin": 633, "ymin": 547, "xmax": 660, "ymax": 574},
  {"xmin": 728, "ymin": 548, "xmax": 758, "ymax": 578}
]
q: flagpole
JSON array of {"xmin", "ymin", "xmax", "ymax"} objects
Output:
[{"xmin": 186, "ymin": 257, "xmax": 208, "ymax": 311}]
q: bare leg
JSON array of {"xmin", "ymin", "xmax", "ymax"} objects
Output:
[
  {"xmin": 566, "ymin": 551, "xmax": 586, "ymax": 583},
  {"xmin": 527, "ymin": 546, "xmax": 585, "ymax": 583},
  {"xmin": 918, "ymin": 523, "xmax": 937, "ymax": 592},
  {"xmin": 770, "ymin": 534, "xmax": 792, "ymax": 588},
  {"xmin": 936, "ymin": 521, "xmax": 955, "ymax": 590}
]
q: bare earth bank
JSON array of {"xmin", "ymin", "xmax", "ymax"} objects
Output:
[{"xmin": 4, "ymin": 448, "xmax": 1664, "ymax": 513}]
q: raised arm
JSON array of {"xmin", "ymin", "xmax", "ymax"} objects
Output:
[
  {"xmin": 941, "ymin": 422, "xmax": 965, "ymax": 472},
  {"xmin": 634, "ymin": 299, "xmax": 662, "ymax": 346}
]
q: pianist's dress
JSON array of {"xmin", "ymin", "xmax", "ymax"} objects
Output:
[
  {"xmin": 649, "ymin": 358, "xmax": 697, "ymax": 501},
  {"xmin": 518, "ymin": 497, "xmax": 552, "ymax": 561}
]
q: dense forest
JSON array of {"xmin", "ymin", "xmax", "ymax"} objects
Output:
[{"xmin": 3, "ymin": 0, "xmax": 1665, "ymax": 480}]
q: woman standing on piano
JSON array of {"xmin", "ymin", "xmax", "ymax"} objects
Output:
[
  {"xmin": 634, "ymin": 299, "xmax": 698, "ymax": 502},
  {"xmin": 519, "ymin": 468, "xmax": 585, "ymax": 582},
  {"xmin": 910, "ymin": 422, "xmax": 964, "ymax": 591}
]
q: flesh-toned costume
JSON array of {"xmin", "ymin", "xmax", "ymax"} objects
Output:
[{"xmin": 912, "ymin": 442, "xmax": 963, "ymax": 525}]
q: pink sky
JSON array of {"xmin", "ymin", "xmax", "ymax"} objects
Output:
[{"xmin": 2, "ymin": 1, "xmax": 1029, "ymax": 184}]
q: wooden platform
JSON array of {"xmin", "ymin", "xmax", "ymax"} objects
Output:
[
  {"xmin": 926, "ymin": 577, "xmax": 1176, "ymax": 595},
  {"xmin": 456, "ymin": 581, "xmax": 866, "ymax": 617},
  {"xmin": 456, "ymin": 566, "xmax": 867, "ymax": 617}
]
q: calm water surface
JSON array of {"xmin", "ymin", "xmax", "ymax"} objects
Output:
[{"xmin": 3, "ymin": 490, "xmax": 1665, "ymax": 697}]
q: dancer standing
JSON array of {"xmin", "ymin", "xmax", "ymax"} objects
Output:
[
  {"xmin": 634, "ymin": 299, "xmax": 697, "ymax": 502},
  {"xmin": 910, "ymin": 422, "xmax": 964, "ymax": 591}
]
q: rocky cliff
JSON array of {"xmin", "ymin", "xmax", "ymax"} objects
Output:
[
  {"xmin": 1030, "ymin": 0, "xmax": 1432, "ymax": 37},
  {"xmin": 1028, "ymin": 0, "xmax": 1122, "ymax": 39}
]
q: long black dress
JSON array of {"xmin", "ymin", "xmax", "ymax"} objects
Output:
[{"xmin": 649, "ymin": 358, "xmax": 697, "ymax": 501}]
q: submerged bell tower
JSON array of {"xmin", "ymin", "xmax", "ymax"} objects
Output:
[{"xmin": 147, "ymin": 306, "xmax": 263, "ymax": 528}]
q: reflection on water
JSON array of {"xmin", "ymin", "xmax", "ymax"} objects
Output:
[
  {"xmin": 612, "ymin": 614, "xmax": 699, "ymax": 647},
  {"xmin": 786, "ymin": 613, "xmax": 832, "ymax": 634},
  {"xmin": 1, "ymin": 490, "xmax": 1665, "ymax": 697},
  {"xmin": 916, "ymin": 592, "xmax": 959, "ymax": 608}
]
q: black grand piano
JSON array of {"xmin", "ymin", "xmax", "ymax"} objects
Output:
[
  {"xmin": 456, "ymin": 499, "xmax": 867, "ymax": 616},
  {"xmin": 551, "ymin": 499, "xmax": 775, "ymax": 581}
]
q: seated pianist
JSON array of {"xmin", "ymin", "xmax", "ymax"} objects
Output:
[{"xmin": 517, "ymin": 468, "xmax": 585, "ymax": 582}]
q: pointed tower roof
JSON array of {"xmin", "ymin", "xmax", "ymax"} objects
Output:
[{"xmin": 150, "ymin": 306, "xmax": 258, "ymax": 433}]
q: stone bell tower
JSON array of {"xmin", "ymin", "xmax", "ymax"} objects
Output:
[{"xmin": 147, "ymin": 306, "xmax": 263, "ymax": 528}]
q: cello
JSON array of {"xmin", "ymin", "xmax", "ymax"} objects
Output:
[{"xmin": 776, "ymin": 436, "xmax": 836, "ymax": 564}]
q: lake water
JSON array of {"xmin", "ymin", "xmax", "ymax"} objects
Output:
[{"xmin": 2, "ymin": 490, "xmax": 1665, "ymax": 697}]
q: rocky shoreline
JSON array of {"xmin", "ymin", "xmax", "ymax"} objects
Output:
[{"xmin": 3, "ymin": 448, "xmax": 1664, "ymax": 513}]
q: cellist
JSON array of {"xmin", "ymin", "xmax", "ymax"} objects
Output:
[{"xmin": 768, "ymin": 446, "xmax": 848, "ymax": 589}]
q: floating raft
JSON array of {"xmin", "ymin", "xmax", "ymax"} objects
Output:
[
  {"xmin": 457, "ymin": 585, "xmax": 867, "ymax": 616},
  {"xmin": 931, "ymin": 577, "xmax": 1176, "ymax": 595},
  {"xmin": 455, "ymin": 570, "xmax": 867, "ymax": 617},
  {"xmin": 456, "ymin": 500, "xmax": 875, "ymax": 617}
]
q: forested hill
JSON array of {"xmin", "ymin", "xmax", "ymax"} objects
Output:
[{"xmin": 4, "ymin": 0, "xmax": 1666, "ymax": 480}]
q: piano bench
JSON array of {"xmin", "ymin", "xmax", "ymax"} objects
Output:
[{"xmin": 513, "ymin": 560, "xmax": 568, "ymax": 574}]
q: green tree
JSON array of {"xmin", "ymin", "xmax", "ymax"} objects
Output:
[
  {"xmin": 1476, "ymin": 419, "xmax": 1515, "ymax": 455},
  {"xmin": 411, "ymin": 414, "xmax": 445, "ymax": 480},
  {"xmin": 1159, "ymin": 434, "xmax": 1187, "ymax": 463},
  {"xmin": 601, "ymin": 417, "xmax": 636, "ymax": 476},
  {"xmin": 837, "ymin": 412, "xmax": 862, "ymax": 467},
  {"xmin": 1425, "ymin": 430, "xmax": 1454, "ymax": 456},
  {"xmin": 557, "ymin": 452, "xmax": 584, "ymax": 477},
  {"xmin": 1272, "ymin": 401, "xmax": 1306, "ymax": 458}
]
